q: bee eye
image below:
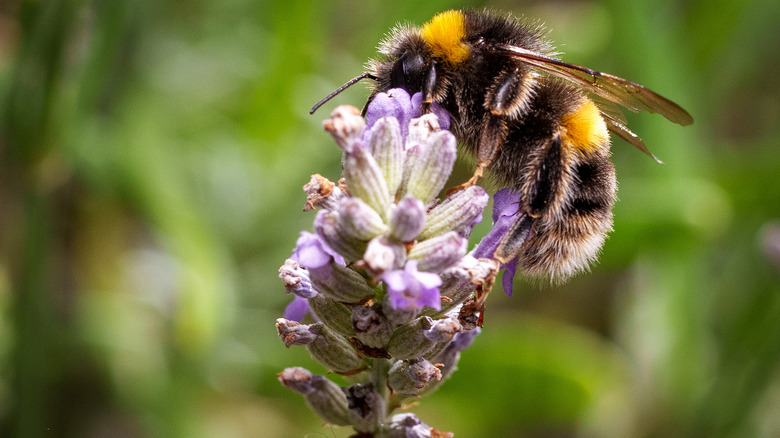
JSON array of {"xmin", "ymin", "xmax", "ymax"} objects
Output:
[{"xmin": 391, "ymin": 52, "xmax": 426, "ymax": 93}]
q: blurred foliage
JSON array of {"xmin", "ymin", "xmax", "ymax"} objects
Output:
[{"xmin": 0, "ymin": 0, "xmax": 778, "ymax": 437}]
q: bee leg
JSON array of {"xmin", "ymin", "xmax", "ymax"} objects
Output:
[
  {"xmin": 447, "ymin": 114, "xmax": 507, "ymax": 194},
  {"xmin": 486, "ymin": 66, "xmax": 535, "ymax": 118},
  {"xmin": 474, "ymin": 114, "xmax": 507, "ymax": 180}
]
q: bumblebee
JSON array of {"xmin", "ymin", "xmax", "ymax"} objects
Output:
[{"xmin": 311, "ymin": 9, "xmax": 693, "ymax": 282}]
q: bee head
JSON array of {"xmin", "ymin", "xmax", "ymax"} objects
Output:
[{"xmin": 390, "ymin": 52, "xmax": 426, "ymax": 94}]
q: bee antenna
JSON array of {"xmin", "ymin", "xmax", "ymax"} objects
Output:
[{"xmin": 309, "ymin": 73, "xmax": 377, "ymax": 115}]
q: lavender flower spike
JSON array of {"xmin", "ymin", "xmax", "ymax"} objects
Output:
[{"xmin": 276, "ymin": 89, "xmax": 481, "ymax": 437}]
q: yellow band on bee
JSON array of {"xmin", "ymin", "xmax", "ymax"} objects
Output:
[
  {"xmin": 561, "ymin": 99, "xmax": 609, "ymax": 154},
  {"xmin": 421, "ymin": 10, "xmax": 470, "ymax": 65}
]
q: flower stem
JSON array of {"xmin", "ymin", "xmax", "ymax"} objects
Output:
[{"xmin": 371, "ymin": 358, "xmax": 391, "ymax": 423}]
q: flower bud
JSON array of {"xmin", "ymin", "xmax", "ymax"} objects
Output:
[
  {"xmin": 314, "ymin": 210, "xmax": 366, "ymax": 263},
  {"xmin": 306, "ymin": 323, "xmax": 364, "ymax": 373},
  {"xmin": 278, "ymin": 367, "xmax": 350, "ymax": 426},
  {"xmin": 386, "ymin": 413, "xmax": 435, "ymax": 438},
  {"xmin": 352, "ymin": 304, "xmax": 393, "ymax": 348},
  {"xmin": 277, "ymin": 366, "xmax": 317, "ymax": 394},
  {"xmin": 420, "ymin": 185, "xmax": 488, "ymax": 240},
  {"xmin": 382, "ymin": 293, "xmax": 420, "ymax": 327},
  {"xmin": 424, "ymin": 317, "xmax": 462, "ymax": 343},
  {"xmin": 421, "ymin": 316, "xmax": 462, "ymax": 359},
  {"xmin": 420, "ymin": 328, "xmax": 480, "ymax": 396},
  {"xmin": 307, "ymin": 294, "xmax": 354, "ymax": 336},
  {"xmin": 276, "ymin": 318, "xmax": 318, "ymax": 347},
  {"xmin": 447, "ymin": 327, "xmax": 480, "ymax": 353},
  {"xmin": 386, "ymin": 316, "xmax": 437, "ymax": 359},
  {"xmin": 302, "ymin": 174, "xmax": 345, "ymax": 211},
  {"xmin": 323, "ymin": 105, "xmax": 364, "ymax": 153},
  {"xmin": 309, "ymin": 262, "xmax": 376, "ymax": 303},
  {"xmin": 343, "ymin": 145, "xmax": 391, "ymax": 218},
  {"xmin": 388, "ymin": 358, "xmax": 442, "ymax": 395},
  {"xmin": 363, "ymin": 235, "xmax": 406, "ymax": 278},
  {"xmin": 339, "ymin": 197, "xmax": 387, "ymax": 240},
  {"xmin": 404, "ymin": 130, "xmax": 456, "ymax": 204},
  {"xmin": 436, "ymin": 255, "xmax": 481, "ymax": 313},
  {"xmin": 405, "ymin": 114, "xmax": 439, "ymax": 149},
  {"xmin": 408, "ymin": 231, "xmax": 467, "ymax": 273},
  {"xmin": 401, "ymin": 143, "xmax": 420, "ymax": 197},
  {"xmin": 388, "ymin": 194, "xmax": 426, "ymax": 242},
  {"xmin": 343, "ymin": 382, "xmax": 385, "ymax": 433},
  {"xmin": 278, "ymin": 259, "xmax": 317, "ymax": 299},
  {"xmin": 367, "ymin": 117, "xmax": 403, "ymax": 196}
]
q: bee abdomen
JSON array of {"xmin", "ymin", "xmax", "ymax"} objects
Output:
[{"xmin": 521, "ymin": 153, "xmax": 616, "ymax": 282}]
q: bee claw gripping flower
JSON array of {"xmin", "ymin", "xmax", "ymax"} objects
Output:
[{"xmin": 275, "ymin": 89, "xmax": 493, "ymax": 436}]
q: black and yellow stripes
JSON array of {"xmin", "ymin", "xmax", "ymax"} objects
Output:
[{"xmin": 420, "ymin": 10, "xmax": 470, "ymax": 65}]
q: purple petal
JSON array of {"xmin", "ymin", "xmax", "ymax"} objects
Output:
[
  {"xmin": 492, "ymin": 188, "xmax": 523, "ymax": 221},
  {"xmin": 388, "ymin": 292, "xmax": 407, "ymax": 311},
  {"xmin": 365, "ymin": 88, "xmax": 413, "ymax": 138},
  {"xmin": 414, "ymin": 270, "xmax": 443, "ymax": 290},
  {"xmin": 410, "ymin": 92, "xmax": 450, "ymax": 130},
  {"xmin": 449, "ymin": 327, "xmax": 480, "ymax": 352},
  {"xmin": 502, "ymin": 258, "xmax": 519, "ymax": 297},
  {"xmin": 473, "ymin": 214, "xmax": 513, "ymax": 259},
  {"xmin": 284, "ymin": 296, "xmax": 309, "ymax": 322},
  {"xmin": 293, "ymin": 231, "xmax": 345, "ymax": 269},
  {"xmin": 419, "ymin": 290, "xmax": 442, "ymax": 311},
  {"xmin": 365, "ymin": 89, "xmax": 451, "ymax": 143},
  {"xmin": 381, "ymin": 270, "xmax": 406, "ymax": 292},
  {"xmin": 473, "ymin": 188, "xmax": 524, "ymax": 296},
  {"xmin": 473, "ymin": 189, "xmax": 523, "ymax": 259},
  {"xmin": 294, "ymin": 236, "xmax": 331, "ymax": 269},
  {"xmin": 382, "ymin": 260, "xmax": 442, "ymax": 311}
]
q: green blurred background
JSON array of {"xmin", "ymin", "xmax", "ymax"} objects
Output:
[{"xmin": 1, "ymin": 0, "xmax": 778, "ymax": 437}]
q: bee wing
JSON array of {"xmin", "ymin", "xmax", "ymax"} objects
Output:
[
  {"xmin": 603, "ymin": 114, "xmax": 663, "ymax": 163},
  {"xmin": 489, "ymin": 43, "xmax": 694, "ymax": 126},
  {"xmin": 590, "ymin": 95, "xmax": 628, "ymax": 125},
  {"xmin": 590, "ymin": 95, "xmax": 662, "ymax": 162}
]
